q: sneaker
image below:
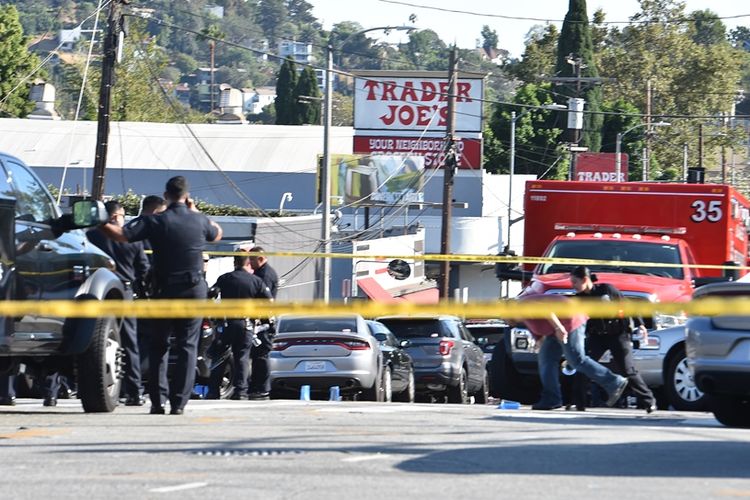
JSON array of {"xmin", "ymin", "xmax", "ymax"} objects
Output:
[
  {"xmin": 645, "ymin": 404, "xmax": 656, "ymax": 414},
  {"xmin": 606, "ymin": 378, "xmax": 629, "ymax": 407},
  {"xmin": 0, "ymin": 397, "xmax": 16, "ymax": 406},
  {"xmin": 248, "ymin": 392, "xmax": 270, "ymax": 401}
]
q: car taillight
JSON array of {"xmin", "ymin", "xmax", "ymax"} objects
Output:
[
  {"xmin": 272, "ymin": 341, "xmax": 290, "ymax": 351},
  {"xmin": 341, "ymin": 340, "xmax": 370, "ymax": 350},
  {"xmin": 439, "ymin": 340, "xmax": 455, "ymax": 356}
]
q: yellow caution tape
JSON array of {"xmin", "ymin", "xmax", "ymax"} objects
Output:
[
  {"xmin": 0, "ymin": 297, "xmax": 747, "ymax": 319},
  {"xmin": 198, "ymin": 250, "xmax": 749, "ymax": 272}
]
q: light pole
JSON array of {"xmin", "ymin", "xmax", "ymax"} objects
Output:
[
  {"xmin": 507, "ymin": 104, "xmax": 566, "ymax": 254},
  {"xmin": 616, "ymin": 121, "xmax": 670, "ymax": 182},
  {"xmin": 320, "ymin": 25, "xmax": 415, "ymax": 302}
]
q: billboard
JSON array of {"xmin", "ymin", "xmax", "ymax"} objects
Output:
[
  {"xmin": 353, "ymin": 73, "xmax": 484, "ymax": 133},
  {"xmin": 574, "ymin": 152, "xmax": 629, "ymax": 182},
  {"xmin": 319, "ymin": 154, "xmax": 425, "ymax": 207},
  {"xmin": 352, "ymin": 135, "xmax": 482, "ymax": 169}
]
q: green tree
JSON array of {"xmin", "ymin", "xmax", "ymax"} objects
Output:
[
  {"xmin": 555, "ymin": 0, "xmax": 603, "ymax": 152},
  {"xmin": 0, "ymin": 5, "xmax": 44, "ymax": 117},
  {"xmin": 293, "ymin": 66, "xmax": 320, "ymax": 125},
  {"xmin": 487, "ymin": 82, "xmax": 567, "ymax": 178},
  {"xmin": 506, "ymin": 24, "xmax": 558, "ymax": 83},
  {"xmin": 401, "ymin": 30, "xmax": 448, "ymax": 70},
  {"xmin": 275, "ymin": 58, "xmax": 298, "ymax": 124},
  {"xmin": 256, "ymin": 0, "xmax": 288, "ymax": 46},
  {"xmin": 481, "ymin": 25, "xmax": 499, "ymax": 52},
  {"xmin": 689, "ymin": 9, "xmax": 726, "ymax": 46},
  {"xmin": 599, "ymin": 99, "xmax": 647, "ymax": 181}
]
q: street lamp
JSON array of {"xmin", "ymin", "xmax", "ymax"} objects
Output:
[
  {"xmin": 507, "ymin": 104, "xmax": 566, "ymax": 254},
  {"xmin": 319, "ymin": 25, "xmax": 415, "ymax": 302},
  {"xmin": 615, "ymin": 121, "xmax": 671, "ymax": 182}
]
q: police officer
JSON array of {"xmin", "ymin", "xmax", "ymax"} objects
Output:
[
  {"xmin": 212, "ymin": 253, "xmax": 273, "ymax": 400},
  {"xmin": 87, "ymin": 200, "xmax": 150, "ymax": 406},
  {"xmin": 101, "ymin": 176, "xmax": 222, "ymax": 415},
  {"xmin": 248, "ymin": 246, "xmax": 279, "ymax": 399},
  {"xmin": 570, "ymin": 266, "xmax": 656, "ymax": 413}
]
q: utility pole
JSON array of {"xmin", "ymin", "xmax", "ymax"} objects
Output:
[
  {"xmin": 319, "ymin": 41, "xmax": 333, "ymax": 302},
  {"xmin": 439, "ymin": 46, "xmax": 458, "ymax": 300},
  {"xmin": 209, "ymin": 40, "xmax": 216, "ymax": 112},
  {"xmin": 91, "ymin": 0, "xmax": 123, "ymax": 200},
  {"xmin": 645, "ymin": 80, "xmax": 652, "ymax": 178}
]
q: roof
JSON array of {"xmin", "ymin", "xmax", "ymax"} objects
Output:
[{"xmin": 0, "ymin": 118, "xmax": 353, "ymax": 174}]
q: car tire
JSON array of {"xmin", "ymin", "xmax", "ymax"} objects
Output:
[
  {"xmin": 710, "ymin": 395, "xmax": 750, "ymax": 428},
  {"xmin": 382, "ymin": 367, "xmax": 393, "ymax": 403},
  {"xmin": 447, "ymin": 367, "xmax": 469, "ymax": 404},
  {"xmin": 473, "ymin": 369, "xmax": 490, "ymax": 404},
  {"xmin": 394, "ymin": 368, "xmax": 415, "ymax": 403},
  {"xmin": 77, "ymin": 316, "xmax": 122, "ymax": 413},
  {"xmin": 665, "ymin": 348, "xmax": 706, "ymax": 411},
  {"xmin": 492, "ymin": 339, "xmax": 540, "ymax": 405},
  {"xmin": 361, "ymin": 367, "xmax": 384, "ymax": 402}
]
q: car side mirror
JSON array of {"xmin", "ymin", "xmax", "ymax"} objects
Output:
[
  {"xmin": 387, "ymin": 259, "xmax": 411, "ymax": 280},
  {"xmin": 73, "ymin": 200, "xmax": 108, "ymax": 228},
  {"xmin": 399, "ymin": 339, "xmax": 411, "ymax": 348}
]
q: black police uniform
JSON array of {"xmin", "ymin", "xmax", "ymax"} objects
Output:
[
  {"xmin": 248, "ymin": 262, "xmax": 278, "ymax": 396},
  {"xmin": 213, "ymin": 269, "xmax": 272, "ymax": 398},
  {"xmin": 87, "ymin": 227, "xmax": 150, "ymax": 402},
  {"xmin": 574, "ymin": 283, "xmax": 656, "ymax": 409},
  {"xmin": 123, "ymin": 202, "xmax": 219, "ymax": 412}
]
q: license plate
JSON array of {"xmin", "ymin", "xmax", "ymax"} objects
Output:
[{"xmin": 305, "ymin": 361, "xmax": 326, "ymax": 372}]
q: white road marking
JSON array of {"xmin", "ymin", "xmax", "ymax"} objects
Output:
[
  {"xmin": 149, "ymin": 482, "xmax": 208, "ymax": 493},
  {"xmin": 342, "ymin": 454, "xmax": 391, "ymax": 463}
]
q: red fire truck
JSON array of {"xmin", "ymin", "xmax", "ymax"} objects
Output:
[{"xmin": 491, "ymin": 180, "xmax": 750, "ymax": 410}]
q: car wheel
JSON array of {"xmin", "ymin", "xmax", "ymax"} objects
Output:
[
  {"xmin": 710, "ymin": 395, "xmax": 750, "ymax": 428},
  {"xmin": 217, "ymin": 358, "xmax": 234, "ymax": 400},
  {"xmin": 447, "ymin": 367, "xmax": 469, "ymax": 404},
  {"xmin": 382, "ymin": 367, "xmax": 393, "ymax": 403},
  {"xmin": 492, "ymin": 339, "xmax": 540, "ymax": 405},
  {"xmin": 77, "ymin": 316, "xmax": 122, "ymax": 413},
  {"xmin": 394, "ymin": 368, "xmax": 415, "ymax": 403},
  {"xmin": 361, "ymin": 368, "xmax": 384, "ymax": 402},
  {"xmin": 473, "ymin": 369, "xmax": 490, "ymax": 404},
  {"xmin": 665, "ymin": 349, "xmax": 706, "ymax": 411}
]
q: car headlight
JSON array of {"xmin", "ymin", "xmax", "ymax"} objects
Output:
[{"xmin": 653, "ymin": 311, "xmax": 687, "ymax": 329}]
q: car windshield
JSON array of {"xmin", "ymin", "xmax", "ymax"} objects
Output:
[
  {"xmin": 377, "ymin": 319, "xmax": 445, "ymax": 339},
  {"xmin": 278, "ymin": 317, "xmax": 358, "ymax": 333},
  {"xmin": 540, "ymin": 240, "xmax": 683, "ymax": 279}
]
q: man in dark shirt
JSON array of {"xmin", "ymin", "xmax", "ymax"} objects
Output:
[
  {"xmin": 248, "ymin": 246, "xmax": 279, "ymax": 399},
  {"xmin": 100, "ymin": 176, "xmax": 222, "ymax": 415},
  {"xmin": 87, "ymin": 200, "xmax": 150, "ymax": 406},
  {"xmin": 212, "ymin": 254, "xmax": 273, "ymax": 399},
  {"xmin": 249, "ymin": 246, "xmax": 278, "ymax": 298}
]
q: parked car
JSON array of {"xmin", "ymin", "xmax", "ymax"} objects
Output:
[
  {"xmin": 0, "ymin": 152, "xmax": 125, "ymax": 412},
  {"xmin": 494, "ymin": 295, "xmax": 705, "ymax": 410},
  {"xmin": 375, "ymin": 315, "xmax": 488, "ymax": 404},
  {"xmin": 269, "ymin": 315, "xmax": 385, "ymax": 400},
  {"xmin": 367, "ymin": 320, "xmax": 415, "ymax": 402},
  {"xmin": 464, "ymin": 319, "xmax": 510, "ymax": 398},
  {"xmin": 686, "ymin": 281, "xmax": 750, "ymax": 428}
]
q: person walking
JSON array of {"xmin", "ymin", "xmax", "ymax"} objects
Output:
[
  {"xmin": 87, "ymin": 200, "xmax": 150, "ymax": 406},
  {"xmin": 212, "ymin": 253, "xmax": 273, "ymax": 400},
  {"xmin": 247, "ymin": 246, "xmax": 278, "ymax": 399},
  {"xmin": 514, "ymin": 282, "xmax": 628, "ymax": 411},
  {"xmin": 570, "ymin": 266, "xmax": 657, "ymax": 413},
  {"xmin": 101, "ymin": 176, "xmax": 222, "ymax": 415}
]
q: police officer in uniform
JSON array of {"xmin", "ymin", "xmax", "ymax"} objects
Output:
[
  {"xmin": 247, "ymin": 246, "xmax": 279, "ymax": 399},
  {"xmin": 87, "ymin": 200, "xmax": 150, "ymax": 406},
  {"xmin": 212, "ymin": 253, "xmax": 273, "ymax": 399},
  {"xmin": 101, "ymin": 176, "xmax": 222, "ymax": 415},
  {"xmin": 570, "ymin": 266, "xmax": 656, "ymax": 413}
]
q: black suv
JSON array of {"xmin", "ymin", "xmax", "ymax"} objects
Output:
[{"xmin": 0, "ymin": 152, "xmax": 125, "ymax": 412}]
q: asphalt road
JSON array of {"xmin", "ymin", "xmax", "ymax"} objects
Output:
[{"xmin": 1, "ymin": 399, "xmax": 749, "ymax": 499}]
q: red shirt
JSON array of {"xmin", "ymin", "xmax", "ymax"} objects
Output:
[{"xmin": 517, "ymin": 294, "xmax": 588, "ymax": 338}]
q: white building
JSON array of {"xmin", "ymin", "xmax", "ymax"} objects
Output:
[
  {"xmin": 243, "ymin": 87, "xmax": 277, "ymax": 115},
  {"xmin": 278, "ymin": 41, "xmax": 313, "ymax": 65}
]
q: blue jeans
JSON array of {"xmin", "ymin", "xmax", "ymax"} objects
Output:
[{"xmin": 537, "ymin": 325, "xmax": 626, "ymax": 406}]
